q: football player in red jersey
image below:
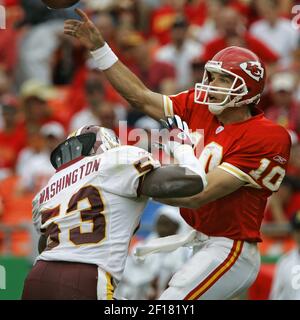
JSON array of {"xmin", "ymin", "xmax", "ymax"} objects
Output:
[{"xmin": 64, "ymin": 9, "xmax": 291, "ymax": 299}]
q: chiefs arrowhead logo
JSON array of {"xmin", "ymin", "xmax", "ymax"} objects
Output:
[{"xmin": 240, "ymin": 61, "xmax": 264, "ymax": 82}]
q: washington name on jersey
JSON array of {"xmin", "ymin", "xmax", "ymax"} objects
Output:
[{"xmin": 39, "ymin": 158, "xmax": 101, "ymax": 204}]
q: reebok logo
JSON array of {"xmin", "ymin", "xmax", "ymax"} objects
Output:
[{"xmin": 216, "ymin": 126, "xmax": 224, "ymax": 135}]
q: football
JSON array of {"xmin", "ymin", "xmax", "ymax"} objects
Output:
[{"xmin": 41, "ymin": 0, "xmax": 80, "ymax": 9}]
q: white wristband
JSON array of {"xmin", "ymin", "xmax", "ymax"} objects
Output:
[
  {"xmin": 173, "ymin": 145, "xmax": 207, "ymax": 188},
  {"xmin": 90, "ymin": 43, "xmax": 119, "ymax": 71}
]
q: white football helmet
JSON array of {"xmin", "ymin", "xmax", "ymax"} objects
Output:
[{"xmin": 51, "ymin": 125, "xmax": 120, "ymax": 169}]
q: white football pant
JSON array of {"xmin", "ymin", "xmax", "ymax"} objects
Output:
[{"xmin": 159, "ymin": 234, "xmax": 260, "ymax": 300}]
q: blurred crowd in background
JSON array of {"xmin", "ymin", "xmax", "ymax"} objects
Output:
[{"xmin": 0, "ymin": 0, "xmax": 300, "ymax": 299}]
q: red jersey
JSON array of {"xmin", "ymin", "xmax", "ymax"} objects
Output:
[{"xmin": 163, "ymin": 90, "xmax": 291, "ymax": 242}]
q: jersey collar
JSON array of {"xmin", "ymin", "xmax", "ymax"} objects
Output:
[{"xmin": 56, "ymin": 156, "xmax": 84, "ymax": 173}]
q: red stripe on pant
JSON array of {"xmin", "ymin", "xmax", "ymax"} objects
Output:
[{"xmin": 184, "ymin": 240, "xmax": 244, "ymax": 300}]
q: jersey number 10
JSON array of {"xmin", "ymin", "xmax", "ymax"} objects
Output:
[{"xmin": 200, "ymin": 142, "xmax": 285, "ymax": 192}]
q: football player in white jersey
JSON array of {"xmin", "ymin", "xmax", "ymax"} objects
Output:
[{"xmin": 22, "ymin": 121, "xmax": 207, "ymax": 300}]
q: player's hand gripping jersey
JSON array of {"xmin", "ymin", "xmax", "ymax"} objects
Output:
[
  {"xmin": 163, "ymin": 91, "xmax": 291, "ymax": 242},
  {"xmin": 33, "ymin": 145, "xmax": 159, "ymax": 281}
]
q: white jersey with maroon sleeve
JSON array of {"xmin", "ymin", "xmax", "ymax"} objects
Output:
[{"xmin": 33, "ymin": 145, "xmax": 160, "ymax": 281}]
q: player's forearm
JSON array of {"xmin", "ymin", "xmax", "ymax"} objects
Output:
[
  {"xmin": 154, "ymin": 196, "xmax": 197, "ymax": 207},
  {"xmin": 92, "ymin": 47, "xmax": 164, "ymax": 119},
  {"xmin": 141, "ymin": 166, "xmax": 205, "ymax": 198},
  {"xmin": 155, "ymin": 168, "xmax": 246, "ymax": 208},
  {"xmin": 142, "ymin": 144, "xmax": 208, "ymax": 198},
  {"xmin": 104, "ymin": 61, "xmax": 157, "ymax": 112},
  {"xmin": 64, "ymin": 10, "xmax": 164, "ymax": 119},
  {"xmin": 154, "ymin": 191, "xmax": 211, "ymax": 208}
]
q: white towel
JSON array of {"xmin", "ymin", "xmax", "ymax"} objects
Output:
[{"xmin": 134, "ymin": 230, "xmax": 198, "ymax": 259}]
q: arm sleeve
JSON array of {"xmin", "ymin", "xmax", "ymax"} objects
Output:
[
  {"xmin": 218, "ymin": 132, "xmax": 291, "ymax": 192},
  {"xmin": 99, "ymin": 146, "xmax": 161, "ymax": 197},
  {"xmin": 162, "ymin": 91, "xmax": 190, "ymax": 119}
]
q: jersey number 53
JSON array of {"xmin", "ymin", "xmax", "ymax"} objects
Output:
[{"xmin": 40, "ymin": 186, "xmax": 106, "ymax": 250}]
